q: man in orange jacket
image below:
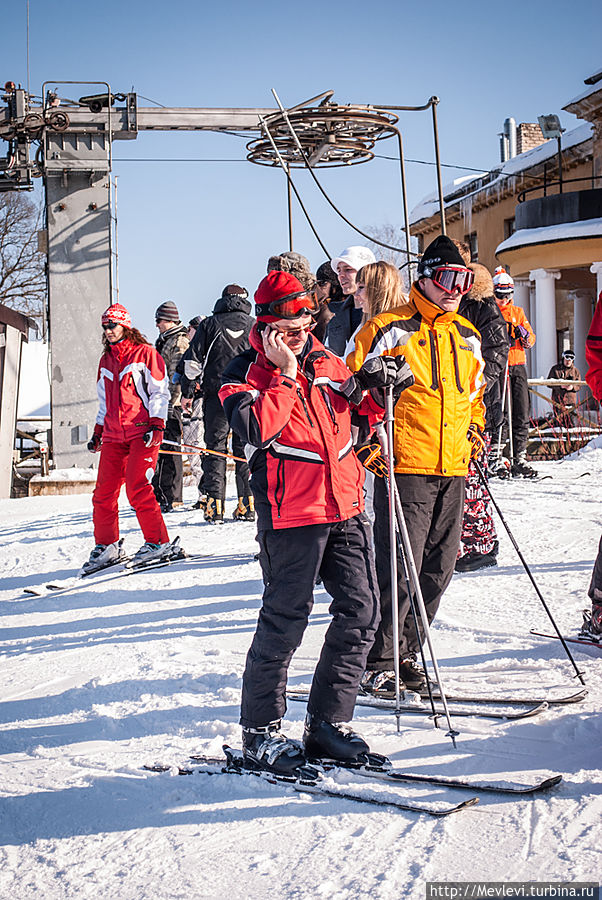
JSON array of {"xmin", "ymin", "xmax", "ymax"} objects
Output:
[
  {"xmin": 347, "ymin": 235, "xmax": 486, "ymax": 695},
  {"xmin": 493, "ymin": 267, "xmax": 537, "ymax": 478}
]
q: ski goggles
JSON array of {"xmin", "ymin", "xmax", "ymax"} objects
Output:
[
  {"xmin": 428, "ymin": 265, "xmax": 474, "ymax": 295},
  {"xmin": 258, "ymin": 290, "xmax": 320, "ymax": 320}
]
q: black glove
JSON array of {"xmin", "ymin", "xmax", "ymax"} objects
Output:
[
  {"xmin": 356, "ymin": 356, "xmax": 414, "ymax": 406},
  {"xmin": 143, "ymin": 427, "xmax": 164, "ymax": 448},
  {"xmin": 356, "ymin": 356, "xmax": 400, "ymax": 390},
  {"xmin": 87, "ymin": 425, "xmax": 103, "ymax": 453}
]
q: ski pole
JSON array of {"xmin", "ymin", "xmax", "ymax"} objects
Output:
[
  {"xmin": 380, "ymin": 388, "xmax": 402, "ymax": 733},
  {"xmin": 507, "ymin": 376, "xmax": 514, "ymax": 468},
  {"xmin": 389, "ymin": 469, "xmax": 459, "ymax": 745},
  {"xmin": 473, "ymin": 458, "xmax": 586, "ymax": 686},
  {"xmin": 375, "ymin": 419, "xmax": 459, "ymax": 746},
  {"xmin": 495, "ymin": 360, "xmax": 509, "ymax": 468},
  {"xmin": 161, "ymin": 438, "xmax": 245, "ymax": 463}
]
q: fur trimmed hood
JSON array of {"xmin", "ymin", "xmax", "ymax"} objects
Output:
[{"xmin": 467, "ymin": 263, "xmax": 494, "ymax": 302}]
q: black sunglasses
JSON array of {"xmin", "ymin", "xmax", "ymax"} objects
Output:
[{"xmin": 102, "ymin": 322, "xmax": 119, "ymax": 330}]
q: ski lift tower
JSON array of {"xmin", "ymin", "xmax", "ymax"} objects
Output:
[{"xmin": 0, "ymin": 82, "xmax": 441, "ymax": 469}]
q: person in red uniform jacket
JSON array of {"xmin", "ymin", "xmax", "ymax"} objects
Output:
[
  {"xmin": 582, "ymin": 290, "xmax": 602, "ymax": 639},
  {"xmin": 83, "ymin": 303, "xmax": 173, "ymax": 573},
  {"xmin": 218, "ymin": 271, "xmax": 413, "ymax": 774}
]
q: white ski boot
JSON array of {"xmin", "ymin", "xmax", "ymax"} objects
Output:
[
  {"xmin": 81, "ymin": 538, "xmax": 126, "ymax": 576},
  {"xmin": 127, "ymin": 536, "xmax": 183, "ymax": 569}
]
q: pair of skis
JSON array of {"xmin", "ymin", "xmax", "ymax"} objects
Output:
[
  {"xmin": 144, "ymin": 745, "xmax": 562, "ymax": 818},
  {"xmin": 21, "ymin": 545, "xmax": 214, "ymax": 598},
  {"xmin": 286, "ymin": 686, "xmax": 587, "ymax": 722}
]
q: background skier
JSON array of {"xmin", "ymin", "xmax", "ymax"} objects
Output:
[
  {"xmin": 84, "ymin": 303, "xmax": 175, "ymax": 572},
  {"xmin": 152, "ymin": 300, "xmax": 190, "ymax": 512},
  {"xmin": 455, "ymin": 262, "xmax": 509, "ymax": 572},
  {"xmin": 493, "ymin": 266, "xmax": 537, "ymax": 478},
  {"xmin": 179, "ymin": 285, "xmax": 254, "ymax": 522},
  {"xmin": 547, "ymin": 349, "xmax": 581, "ymax": 424}
]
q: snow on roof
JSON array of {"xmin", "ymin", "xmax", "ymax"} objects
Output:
[
  {"xmin": 410, "ymin": 122, "xmax": 593, "ymax": 226},
  {"xmin": 18, "ymin": 340, "xmax": 50, "ymax": 418},
  {"xmin": 496, "ymin": 216, "xmax": 602, "ymax": 254},
  {"xmin": 500, "ymin": 122, "xmax": 593, "ymax": 176},
  {"xmin": 564, "ymin": 79, "xmax": 602, "ymax": 109},
  {"xmin": 409, "ymin": 172, "xmax": 488, "ymax": 224}
]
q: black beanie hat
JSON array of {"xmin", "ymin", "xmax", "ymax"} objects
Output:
[
  {"xmin": 188, "ymin": 315, "xmax": 202, "ymax": 330},
  {"xmin": 417, "ymin": 235, "xmax": 467, "ymax": 277},
  {"xmin": 222, "ymin": 284, "xmax": 248, "ymax": 300},
  {"xmin": 155, "ymin": 300, "xmax": 180, "ymax": 323}
]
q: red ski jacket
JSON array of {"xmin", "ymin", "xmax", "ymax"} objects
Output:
[
  {"xmin": 218, "ymin": 326, "xmax": 384, "ymax": 530},
  {"xmin": 95, "ymin": 339, "xmax": 169, "ymax": 442},
  {"xmin": 586, "ymin": 291, "xmax": 602, "ymax": 401}
]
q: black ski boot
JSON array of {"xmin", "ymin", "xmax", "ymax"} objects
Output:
[
  {"xmin": 242, "ymin": 721, "xmax": 306, "ymax": 775},
  {"xmin": 399, "ymin": 657, "xmax": 427, "ymax": 691},
  {"xmin": 511, "ymin": 455, "xmax": 537, "ymax": 478},
  {"xmin": 303, "ymin": 712, "xmax": 370, "ymax": 763},
  {"xmin": 455, "ymin": 541, "xmax": 499, "ymax": 573},
  {"xmin": 579, "ymin": 607, "xmax": 602, "ymax": 641}
]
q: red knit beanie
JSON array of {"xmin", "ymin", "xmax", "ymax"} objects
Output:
[{"xmin": 102, "ymin": 303, "xmax": 132, "ymax": 328}]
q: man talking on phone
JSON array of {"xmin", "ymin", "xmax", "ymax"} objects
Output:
[{"xmin": 218, "ymin": 270, "xmax": 413, "ymax": 775}]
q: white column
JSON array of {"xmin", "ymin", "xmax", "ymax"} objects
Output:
[
  {"xmin": 530, "ymin": 268, "xmax": 560, "ymax": 416},
  {"xmin": 591, "ymin": 262, "xmax": 602, "ymax": 301},
  {"xmin": 571, "ymin": 290, "xmax": 591, "ymax": 408}
]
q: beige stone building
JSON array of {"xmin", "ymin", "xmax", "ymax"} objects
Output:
[{"xmin": 410, "ymin": 71, "xmax": 602, "ymax": 413}]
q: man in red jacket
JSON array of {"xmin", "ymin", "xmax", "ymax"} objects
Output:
[
  {"xmin": 219, "ymin": 271, "xmax": 413, "ymax": 774},
  {"xmin": 582, "ymin": 291, "xmax": 602, "ymax": 640}
]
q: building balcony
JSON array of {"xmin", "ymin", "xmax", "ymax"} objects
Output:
[{"xmin": 496, "ymin": 182, "xmax": 602, "ymax": 276}]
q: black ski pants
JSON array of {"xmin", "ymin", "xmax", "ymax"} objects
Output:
[
  {"xmin": 368, "ymin": 474, "xmax": 465, "ymax": 669},
  {"xmin": 152, "ymin": 409, "xmax": 183, "ymax": 507},
  {"xmin": 240, "ymin": 513, "xmax": 380, "ymax": 728},
  {"xmin": 502, "ymin": 364, "xmax": 531, "ymax": 459},
  {"xmin": 588, "ymin": 533, "xmax": 602, "ymax": 604},
  {"xmin": 202, "ymin": 392, "xmax": 250, "ymax": 500}
]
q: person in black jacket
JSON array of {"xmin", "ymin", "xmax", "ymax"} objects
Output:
[
  {"xmin": 455, "ymin": 261, "xmax": 509, "ymax": 572},
  {"xmin": 179, "ymin": 285, "xmax": 254, "ymax": 522},
  {"xmin": 152, "ymin": 301, "xmax": 190, "ymax": 512}
]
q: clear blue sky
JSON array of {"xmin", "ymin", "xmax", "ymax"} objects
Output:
[{"xmin": 2, "ymin": 0, "xmax": 600, "ymax": 337}]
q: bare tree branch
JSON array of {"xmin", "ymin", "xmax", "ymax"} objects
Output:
[{"xmin": 0, "ymin": 193, "xmax": 46, "ymax": 318}]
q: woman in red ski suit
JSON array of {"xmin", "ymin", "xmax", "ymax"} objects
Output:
[
  {"xmin": 88, "ymin": 304, "xmax": 171, "ymax": 558},
  {"xmin": 218, "ymin": 271, "xmax": 413, "ymax": 773}
]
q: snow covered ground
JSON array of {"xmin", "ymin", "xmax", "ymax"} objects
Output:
[{"xmin": 1, "ymin": 454, "xmax": 601, "ymax": 899}]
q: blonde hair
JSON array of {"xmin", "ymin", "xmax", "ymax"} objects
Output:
[{"xmin": 356, "ymin": 261, "xmax": 406, "ymax": 321}]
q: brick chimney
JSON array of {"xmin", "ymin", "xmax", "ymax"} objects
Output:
[{"xmin": 516, "ymin": 123, "xmax": 546, "ymax": 155}]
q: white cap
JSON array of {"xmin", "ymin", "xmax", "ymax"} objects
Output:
[
  {"xmin": 330, "ymin": 246, "xmax": 376, "ymax": 274},
  {"xmin": 492, "ymin": 266, "xmax": 514, "ymax": 292}
]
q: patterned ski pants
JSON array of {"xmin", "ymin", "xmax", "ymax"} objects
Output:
[{"xmin": 458, "ymin": 435, "xmax": 497, "ymax": 558}]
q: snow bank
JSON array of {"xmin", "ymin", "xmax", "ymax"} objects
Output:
[{"xmin": 1, "ymin": 467, "xmax": 601, "ymax": 898}]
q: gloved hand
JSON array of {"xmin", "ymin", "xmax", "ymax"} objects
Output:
[
  {"xmin": 355, "ymin": 440, "xmax": 389, "ymax": 478},
  {"xmin": 143, "ymin": 426, "xmax": 164, "ymax": 448},
  {"xmin": 511, "ymin": 323, "xmax": 530, "ymax": 347},
  {"xmin": 356, "ymin": 356, "xmax": 412, "ymax": 391},
  {"xmin": 467, "ymin": 424, "xmax": 486, "ymax": 460},
  {"xmin": 356, "ymin": 356, "xmax": 415, "ymax": 407},
  {"xmin": 87, "ymin": 424, "xmax": 103, "ymax": 453}
]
